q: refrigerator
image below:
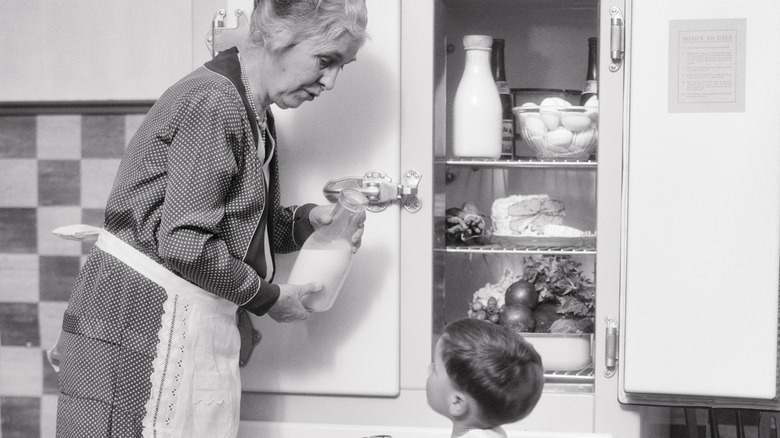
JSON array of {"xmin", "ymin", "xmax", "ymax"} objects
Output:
[{"xmin": 193, "ymin": 0, "xmax": 780, "ymax": 436}]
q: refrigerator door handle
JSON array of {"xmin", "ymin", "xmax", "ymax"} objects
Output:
[
  {"xmin": 609, "ymin": 7, "xmax": 625, "ymax": 72},
  {"xmin": 323, "ymin": 169, "xmax": 422, "ymax": 213}
]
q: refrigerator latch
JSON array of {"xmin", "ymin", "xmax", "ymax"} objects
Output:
[
  {"xmin": 608, "ymin": 7, "xmax": 625, "ymax": 72},
  {"xmin": 323, "ymin": 170, "xmax": 422, "ymax": 213},
  {"xmin": 604, "ymin": 315, "xmax": 619, "ymax": 377}
]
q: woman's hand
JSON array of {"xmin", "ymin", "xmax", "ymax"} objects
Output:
[
  {"xmin": 310, "ymin": 204, "xmax": 366, "ymax": 253},
  {"xmin": 267, "ymin": 283, "xmax": 322, "ymax": 322}
]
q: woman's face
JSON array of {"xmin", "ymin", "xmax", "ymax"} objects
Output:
[{"xmin": 263, "ymin": 33, "xmax": 360, "ymax": 109}]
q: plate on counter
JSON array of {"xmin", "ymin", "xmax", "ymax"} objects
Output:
[{"xmin": 491, "ymin": 233, "xmax": 596, "ymax": 250}]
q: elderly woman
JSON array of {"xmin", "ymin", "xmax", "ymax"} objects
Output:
[{"xmin": 53, "ymin": 0, "xmax": 368, "ymax": 436}]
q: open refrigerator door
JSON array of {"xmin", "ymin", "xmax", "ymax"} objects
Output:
[{"xmin": 618, "ymin": 0, "xmax": 780, "ymax": 410}]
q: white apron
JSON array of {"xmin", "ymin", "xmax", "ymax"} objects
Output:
[{"xmin": 51, "ymin": 225, "xmax": 242, "ymax": 438}]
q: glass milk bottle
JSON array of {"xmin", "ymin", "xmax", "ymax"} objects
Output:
[
  {"xmin": 452, "ymin": 35, "xmax": 502, "ymax": 159},
  {"xmin": 288, "ymin": 188, "xmax": 367, "ymax": 312}
]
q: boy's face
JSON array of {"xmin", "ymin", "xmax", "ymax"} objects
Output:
[{"xmin": 426, "ymin": 337, "xmax": 456, "ymax": 418}]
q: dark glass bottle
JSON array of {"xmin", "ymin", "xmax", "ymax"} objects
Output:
[
  {"xmin": 491, "ymin": 38, "xmax": 514, "ymax": 159},
  {"xmin": 580, "ymin": 37, "xmax": 598, "ymax": 105}
]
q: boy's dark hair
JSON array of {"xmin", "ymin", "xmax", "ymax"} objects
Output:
[{"xmin": 440, "ymin": 318, "xmax": 544, "ymax": 426}]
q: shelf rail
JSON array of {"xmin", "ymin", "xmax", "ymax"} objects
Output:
[
  {"xmin": 440, "ymin": 158, "xmax": 597, "ymax": 169},
  {"xmin": 438, "ymin": 246, "xmax": 596, "ymax": 255}
]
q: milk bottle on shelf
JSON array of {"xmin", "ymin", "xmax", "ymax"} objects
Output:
[{"xmin": 452, "ymin": 34, "xmax": 502, "ymax": 159}]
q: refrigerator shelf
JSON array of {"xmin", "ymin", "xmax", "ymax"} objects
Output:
[
  {"xmin": 543, "ymin": 365, "xmax": 595, "ymax": 392},
  {"xmin": 440, "ymin": 158, "xmax": 597, "ymax": 169},
  {"xmin": 438, "ymin": 246, "xmax": 597, "ymax": 255}
]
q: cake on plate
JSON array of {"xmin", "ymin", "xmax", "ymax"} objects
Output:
[{"xmin": 491, "ymin": 194, "xmax": 585, "ymax": 236}]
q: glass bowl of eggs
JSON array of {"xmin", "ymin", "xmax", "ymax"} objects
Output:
[{"xmin": 512, "ymin": 96, "xmax": 598, "ymax": 161}]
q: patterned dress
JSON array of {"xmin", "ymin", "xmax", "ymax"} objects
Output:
[{"xmin": 55, "ymin": 48, "xmax": 315, "ymax": 437}]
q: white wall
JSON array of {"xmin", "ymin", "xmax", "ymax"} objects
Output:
[{"xmin": 0, "ymin": 1, "xmax": 193, "ymax": 101}]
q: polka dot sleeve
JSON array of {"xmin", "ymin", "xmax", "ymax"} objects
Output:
[{"xmin": 155, "ymin": 85, "xmax": 262, "ymax": 305}]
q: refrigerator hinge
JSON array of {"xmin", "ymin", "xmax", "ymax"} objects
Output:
[
  {"xmin": 323, "ymin": 169, "xmax": 422, "ymax": 213},
  {"xmin": 609, "ymin": 7, "xmax": 625, "ymax": 72},
  {"xmin": 206, "ymin": 8, "xmax": 251, "ymax": 58},
  {"xmin": 604, "ymin": 315, "xmax": 619, "ymax": 377}
]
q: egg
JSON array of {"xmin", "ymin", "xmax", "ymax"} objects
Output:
[
  {"xmin": 540, "ymin": 109, "xmax": 561, "ymax": 130},
  {"xmin": 523, "ymin": 114, "xmax": 547, "ymax": 138},
  {"xmin": 546, "ymin": 127, "xmax": 574, "ymax": 148},
  {"xmin": 540, "ymin": 97, "xmax": 571, "ymax": 108},
  {"xmin": 584, "ymin": 96, "xmax": 599, "ymax": 122},
  {"xmin": 560, "ymin": 112, "xmax": 592, "ymax": 131}
]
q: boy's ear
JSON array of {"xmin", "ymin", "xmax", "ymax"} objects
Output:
[{"xmin": 448, "ymin": 391, "xmax": 470, "ymax": 417}]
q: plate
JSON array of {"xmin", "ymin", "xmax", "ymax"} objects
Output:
[{"xmin": 491, "ymin": 233, "xmax": 596, "ymax": 250}]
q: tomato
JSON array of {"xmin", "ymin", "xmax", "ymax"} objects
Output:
[
  {"xmin": 505, "ymin": 280, "xmax": 539, "ymax": 309},
  {"xmin": 532, "ymin": 302, "xmax": 558, "ymax": 332},
  {"xmin": 498, "ymin": 304, "xmax": 536, "ymax": 332}
]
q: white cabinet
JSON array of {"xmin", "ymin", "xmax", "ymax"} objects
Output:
[{"xmin": 0, "ymin": 0, "xmax": 195, "ymax": 101}]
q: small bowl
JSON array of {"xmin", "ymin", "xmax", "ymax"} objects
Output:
[
  {"xmin": 521, "ymin": 333, "xmax": 592, "ymax": 371},
  {"xmin": 513, "ymin": 105, "xmax": 598, "ymax": 161}
]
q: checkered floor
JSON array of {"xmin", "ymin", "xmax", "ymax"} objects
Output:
[{"xmin": 0, "ymin": 108, "xmax": 147, "ymax": 437}]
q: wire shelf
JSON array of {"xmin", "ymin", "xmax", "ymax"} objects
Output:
[{"xmin": 543, "ymin": 365, "xmax": 596, "ymax": 393}]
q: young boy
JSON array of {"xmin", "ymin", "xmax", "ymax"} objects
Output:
[{"xmin": 426, "ymin": 318, "xmax": 545, "ymax": 438}]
